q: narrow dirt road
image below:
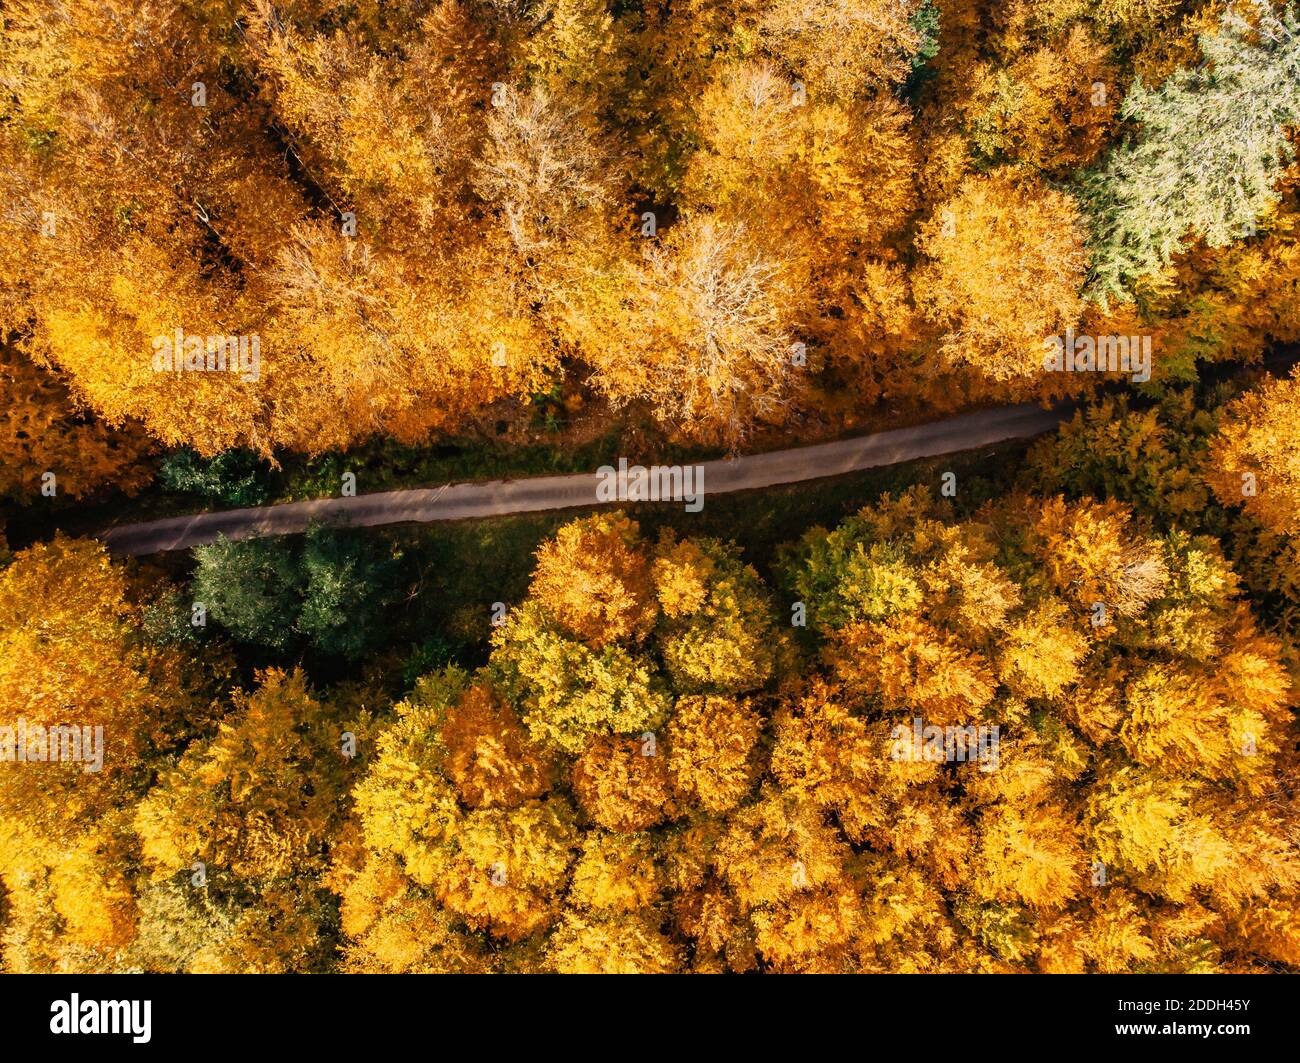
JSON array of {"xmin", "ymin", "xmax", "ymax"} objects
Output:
[{"xmin": 98, "ymin": 401, "xmax": 1068, "ymax": 556}]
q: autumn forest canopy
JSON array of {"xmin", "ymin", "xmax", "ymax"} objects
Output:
[{"xmin": 2, "ymin": 0, "xmax": 1300, "ymax": 976}]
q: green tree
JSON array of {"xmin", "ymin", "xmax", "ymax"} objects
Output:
[
  {"xmin": 191, "ymin": 528, "xmax": 398, "ymax": 657},
  {"xmin": 157, "ymin": 448, "xmax": 270, "ymax": 507},
  {"xmin": 192, "ymin": 536, "xmax": 304, "ymax": 652},
  {"xmin": 1078, "ymin": 4, "xmax": 1300, "ymax": 302},
  {"xmin": 298, "ymin": 528, "xmax": 399, "ymax": 658}
]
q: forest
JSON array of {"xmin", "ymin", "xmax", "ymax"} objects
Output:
[{"xmin": 2, "ymin": 0, "xmax": 1300, "ymax": 973}]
